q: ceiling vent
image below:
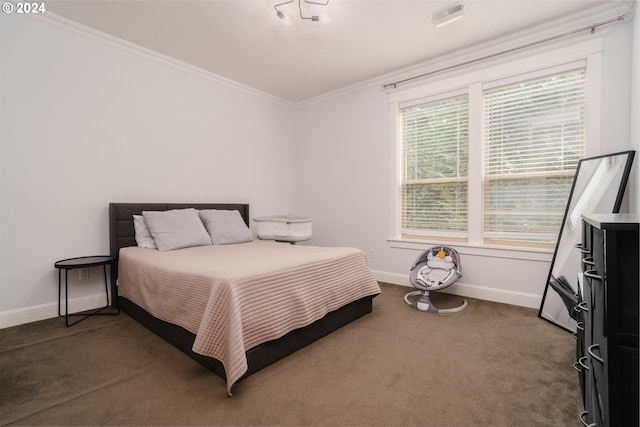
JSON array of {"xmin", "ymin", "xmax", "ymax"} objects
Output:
[{"xmin": 431, "ymin": 3, "xmax": 465, "ymax": 28}]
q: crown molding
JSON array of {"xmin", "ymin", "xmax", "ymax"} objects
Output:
[
  {"xmin": 24, "ymin": 1, "xmax": 633, "ymax": 110},
  {"xmin": 31, "ymin": 12, "xmax": 297, "ymax": 109},
  {"xmin": 298, "ymin": 1, "xmax": 633, "ymax": 108}
]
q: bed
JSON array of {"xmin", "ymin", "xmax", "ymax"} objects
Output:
[{"xmin": 108, "ymin": 203, "xmax": 380, "ymax": 395}]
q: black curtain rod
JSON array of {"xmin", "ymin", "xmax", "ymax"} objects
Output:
[{"xmin": 381, "ymin": 14, "xmax": 629, "ymax": 91}]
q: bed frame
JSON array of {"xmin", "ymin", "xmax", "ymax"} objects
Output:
[{"xmin": 108, "ymin": 203, "xmax": 375, "ymax": 387}]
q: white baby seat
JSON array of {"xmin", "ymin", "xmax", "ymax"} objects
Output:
[{"xmin": 404, "ymin": 246, "xmax": 467, "ymax": 313}]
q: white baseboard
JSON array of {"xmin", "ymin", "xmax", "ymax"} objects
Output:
[
  {"xmin": 0, "ymin": 293, "xmax": 111, "ymax": 329},
  {"xmin": 2, "ymin": 271, "xmax": 542, "ymax": 329},
  {"xmin": 372, "ymin": 270, "xmax": 542, "ymax": 309}
]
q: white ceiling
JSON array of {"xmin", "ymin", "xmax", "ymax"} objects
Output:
[{"xmin": 45, "ymin": 0, "xmax": 623, "ymax": 104}]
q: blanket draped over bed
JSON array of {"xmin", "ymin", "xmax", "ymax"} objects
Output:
[{"xmin": 118, "ymin": 240, "xmax": 380, "ymax": 394}]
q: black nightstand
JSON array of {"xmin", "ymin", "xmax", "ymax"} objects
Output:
[{"xmin": 54, "ymin": 255, "xmax": 119, "ymax": 327}]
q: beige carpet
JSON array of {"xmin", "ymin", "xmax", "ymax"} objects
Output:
[{"xmin": 0, "ymin": 283, "xmax": 581, "ymax": 426}]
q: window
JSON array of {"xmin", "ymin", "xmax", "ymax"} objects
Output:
[
  {"xmin": 400, "ymin": 94, "xmax": 469, "ymax": 240},
  {"xmin": 483, "ymin": 69, "xmax": 586, "ymax": 245},
  {"xmin": 396, "ymin": 67, "xmax": 586, "ymax": 248}
]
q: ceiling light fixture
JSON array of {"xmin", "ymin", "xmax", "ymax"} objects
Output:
[
  {"xmin": 274, "ymin": 0, "xmax": 329, "ymax": 22},
  {"xmin": 431, "ymin": 2, "xmax": 465, "ymax": 28}
]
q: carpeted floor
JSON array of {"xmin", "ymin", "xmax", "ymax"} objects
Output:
[{"xmin": 0, "ymin": 283, "xmax": 581, "ymax": 426}]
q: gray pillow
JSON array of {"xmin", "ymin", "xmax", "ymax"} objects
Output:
[
  {"xmin": 133, "ymin": 215, "xmax": 157, "ymax": 249},
  {"xmin": 199, "ymin": 209, "xmax": 253, "ymax": 245},
  {"xmin": 142, "ymin": 208, "xmax": 212, "ymax": 251}
]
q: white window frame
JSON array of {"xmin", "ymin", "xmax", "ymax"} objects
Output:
[{"xmin": 388, "ymin": 37, "xmax": 603, "ymax": 260}]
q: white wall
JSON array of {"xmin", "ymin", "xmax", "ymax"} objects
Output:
[
  {"xmin": 0, "ymin": 15, "xmax": 296, "ymax": 327},
  {"xmin": 294, "ymin": 8, "xmax": 637, "ymax": 308}
]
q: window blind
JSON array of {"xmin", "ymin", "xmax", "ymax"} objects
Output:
[
  {"xmin": 401, "ymin": 94, "xmax": 469, "ymax": 236},
  {"xmin": 483, "ymin": 68, "xmax": 586, "ymax": 244}
]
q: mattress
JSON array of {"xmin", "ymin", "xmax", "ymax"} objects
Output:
[{"xmin": 117, "ymin": 240, "xmax": 380, "ymax": 394}]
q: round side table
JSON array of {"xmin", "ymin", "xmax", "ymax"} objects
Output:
[{"xmin": 54, "ymin": 255, "xmax": 119, "ymax": 327}]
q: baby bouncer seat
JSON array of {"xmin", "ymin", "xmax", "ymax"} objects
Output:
[{"xmin": 404, "ymin": 246, "xmax": 467, "ymax": 313}]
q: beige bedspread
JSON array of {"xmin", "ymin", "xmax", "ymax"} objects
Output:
[{"xmin": 117, "ymin": 240, "xmax": 380, "ymax": 394}]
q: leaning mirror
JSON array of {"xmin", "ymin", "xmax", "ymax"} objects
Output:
[{"xmin": 538, "ymin": 150, "xmax": 635, "ymax": 332}]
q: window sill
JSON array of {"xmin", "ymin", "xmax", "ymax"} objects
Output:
[{"xmin": 388, "ymin": 238, "xmax": 553, "ymax": 262}]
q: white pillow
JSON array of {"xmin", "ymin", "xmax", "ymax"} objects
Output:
[
  {"xmin": 133, "ymin": 215, "xmax": 157, "ymax": 249},
  {"xmin": 142, "ymin": 208, "xmax": 212, "ymax": 251},
  {"xmin": 199, "ymin": 209, "xmax": 253, "ymax": 245}
]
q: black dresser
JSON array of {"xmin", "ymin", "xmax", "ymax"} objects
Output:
[{"xmin": 575, "ymin": 213, "xmax": 638, "ymax": 426}]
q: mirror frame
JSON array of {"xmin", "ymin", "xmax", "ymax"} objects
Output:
[{"xmin": 538, "ymin": 150, "xmax": 636, "ymax": 332}]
